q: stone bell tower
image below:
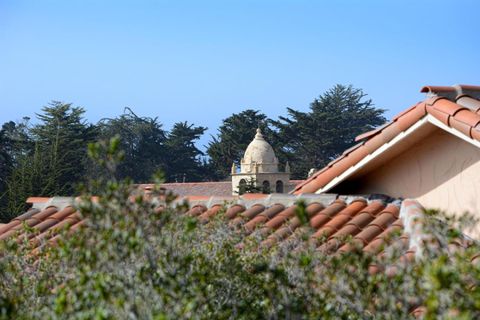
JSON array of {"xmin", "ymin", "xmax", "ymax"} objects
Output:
[{"xmin": 231, "ymin": 128, "xmax": 290, "ymax": 195}]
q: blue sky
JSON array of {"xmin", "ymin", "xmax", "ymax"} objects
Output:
[{"xmin": 1, "ymin": 0, "xmax": 479, "ymax": 149}]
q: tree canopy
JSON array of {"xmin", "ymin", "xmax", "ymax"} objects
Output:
[
  {"xmin": 96, "ymin": 108, "xmax": 169, "ymax": 182},
  {"xmin": 272, "ymin": 84, "xmax": 386, "ymax": 178},
  {"xmin": 165, "ymin": 122, "xmax": 207, "ymax": 182}
]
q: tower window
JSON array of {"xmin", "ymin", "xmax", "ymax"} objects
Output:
[
  {"xmin": 239, "ymin": 179, "xmax": 247, "ymax": 195},
  {"xmin": 262, "ymin": 180, "xmax": 270, "ymax": 194},
  {"xmin": 275, "ymin": 180, "xmax": 283, "ymax": 193}
]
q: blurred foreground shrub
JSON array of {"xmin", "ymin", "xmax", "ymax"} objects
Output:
[{"xmin": 1, "ymin": 138, "xmax": 480, "ymax": 319}]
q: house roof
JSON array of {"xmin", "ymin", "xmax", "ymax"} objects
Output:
[
  {"xmin": 139, "ymin": 180, "xmax": 305, "ymax": 197},
  {"xmin": 2, "ymin": 193, "xmax": 475, "ymax": 266},
  {"xmin": 293, "ymin": 84, "xmax": 480, "ymax": 194},
  {"xmin": 144, "ymin": 181, "xmax": 233, "ymax": 197}
]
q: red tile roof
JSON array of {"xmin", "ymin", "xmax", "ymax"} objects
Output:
[
  {"xmin": 144, "ymin": 181, "xmax": 233, "ymax": 197},
  {"xmin": 6, "ymin": 195, "xmax": 471, "ymax": 268},
  {"xmin": 293, "ymin": 84, "xmax": 480, "ymax": 194},
  {"xmin": 138, "ymin": 180, "xmax": 304, "ymax": 197}
]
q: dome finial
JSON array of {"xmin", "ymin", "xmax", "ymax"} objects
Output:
[{"xmin": 255, "ymin": 127, "xmax": 264, "ymax": 140}]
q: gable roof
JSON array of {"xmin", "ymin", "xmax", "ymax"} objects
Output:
[{"xmin": 293, "ymin": 84, "xmax": 480, "ymax": 195}]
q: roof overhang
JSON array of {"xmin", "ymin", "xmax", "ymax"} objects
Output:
[{"xmin": 315, "ymin": 114, "xmax": 480, "ymax": 194}]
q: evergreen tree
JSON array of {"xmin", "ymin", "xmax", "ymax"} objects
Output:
[
  {"xmin": 0, "ymin": 123, "xmax": 15, "ymax": 197},
  {"xmin": 96, "ymin": 108, "xmax": 168, "ymax": 182},
  {"xmin": 0, "ymin": 119, "xmax": 42, "ymax": 220},
  {"xmin": 271, "ymin": 85, "xmax": 386, "ymax": 178},
  {"xmin": 0, "ymin": 122, "xmax": 16, "ymax": 219},
  {"xmin": 30, "ymin": 101, "xmax": 96, "ymax": 195},
  {"xmin": 4, "ymin": 142, "xmax": 47, "ymax": 216},
  {"xmin": 206, "ymin": 110, "xmax": 279, "ymax": 180},
  {"xmin": 165, "ymin": 122, "xmax": 207, "ymax": 182},
  {"xmin": 1, "ymin": 104, "xmax": 93, "ymax": 220},
  {"xmin": 237, "ymin": 177, "xmax": 262, "ymax": 195}
]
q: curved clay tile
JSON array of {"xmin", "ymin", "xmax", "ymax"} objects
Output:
[
  {"xmin": 224, "ymin": 204, "xmax": 245, "ymax": 220},
  {"xmin": 244, "ymin": 204, "xmax": 285, "ymax": 234},
  {"xmin": 198, "ymin": 205, "xmax": 223, "ymax": 223},
  {"xmin": 456, "ymin": 95, "xmax": 480, "ymax": 112},
  {"xmin": 186, "ymin": 205, "xmax": 207, "ymax": 217},
  {"xmin": 0, "ymin": 207, "xmax": 58, "ymax": 241},
  {"xmin": 420, "ymin": 85, "xmax": 456, "ymax": 93},
  {"xmin": 309, "ymin": 199, "xmax": 347, "ymax": 229},
  {"xmin": 264, "ymin": 205, "xmax": 299, "ymax": 230},
  {"xmin": 229, "ymin": 204, "xmax": 265, "ymax": 227}
]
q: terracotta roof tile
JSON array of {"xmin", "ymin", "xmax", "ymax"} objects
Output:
[
  {"xmin": 457, "ymin": 95, "xmax": 480, "ymax": 112},
  {"xmin": 186, "ymin": 205, "xmax": 207, "ymax": 216},
  {"xmin": 420, "ymin": 85, "xmax": 456, "ymax": 94},
  {"xmin": 230, "ymin": 204, "xmax": 265, "ymax": 227},
  {"xmin": 198, "ymin": 204, "xmax": 223, "ymax": 223},
  {"xmin": 0, "ymin": 196, "xmax": 414, "ymax": 257},
  {"xmin": 244, "ymin": 203, "xmax": 285, "ymax": 233},
  {"xmin": 142, "ymin": 180, "xmax": 304, "ymax": 198},
  {"xmin": 263, "ymin": 205, "xmax": 299, "ymax": 230},
  {"xmin": 225, "ymin": 204, "xmax": 245, "ymax": 220}
]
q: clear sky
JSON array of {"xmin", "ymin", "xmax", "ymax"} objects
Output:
[{"xmin": 1, "ymin": 0, "xmax": 479, "ymax": 149}]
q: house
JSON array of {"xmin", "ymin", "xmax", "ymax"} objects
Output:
[{"xmin": 294, "ymin": 84, "xmax": 480, "ymax": 232}]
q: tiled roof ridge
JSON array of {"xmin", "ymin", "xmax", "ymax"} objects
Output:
[
  {"xmin": 183, "ymin": 193, "xmax": 402, "ymax": 213},
  {"xmin": 139, "ymin": 180, "xmax": 305, "ymax": 187},
  {"xmin": 399, "ymin": 199, "xmax": 477, "ymax": 262},
  {"xmin": 28, "ymin": 196, "xmax": 76, "ymax": 211},
  {"xmin": 420, "ymin": 84, "xmax": 480, "ymax": 100},
  {"xmin": 293, "ymin": 84, "xmax": 480, "ymax": 194},
  {"xmin": 25, "ymin": 193, "xmax": 401, "ymax": 216},
  {"xmin": 399, "ymin": 199, "xmax": 427, "ymax": 259},
  {"xmin": 151, "ymin": 181, "xmax": 231, "ymax": 186}
]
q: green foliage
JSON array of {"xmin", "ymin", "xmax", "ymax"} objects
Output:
[
  {"xmin": 97, "ymin": 111, "xmax": 208, "ymax": 183},
  {"xmin": 165, "ymin": 122, "xmax": 208, "ymax": 182},
  {"xmin": 237, "ymin": 177, "xmax": 261, "ymax": 195},
  {"xmin": 0, "ymin": 122, "xmax": 18, "ymax": 219},
  {"xmin": 0, "ymin": 103, "xmax": 95, "ymax": 220},
  {"xmin": 30, "ymin": 101, "xmax": 97, "ymax": 195},
  {"xmin": 96, "ymin": 108, "xmax": 168, "ymax": 183},
  {"xmin": 1, "ymin": 138, "xmax": 480, "ymax": 319},
  {"xmin": 294, "ymin": 200, "xmax": 309, "ymax": 225},
  {"xmin": 271, "ymin": 84, "xmax": 386, "ymax": 178},
  {"xmin": 0, "ymin": 119, "xmax": 33, "ymax": 218}
]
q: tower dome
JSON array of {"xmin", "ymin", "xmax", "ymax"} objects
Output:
[
  {"xmin": 231, "ymin": 126, "xmax": 291, "ymax": 195},
  {"xmin": 241, "ymin": 128, "xmax": 279, "ymax": 173}
]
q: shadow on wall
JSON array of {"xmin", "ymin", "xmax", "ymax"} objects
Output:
[{"xmin": 331, "ymin": 128, "xmax": 480, "ymax": 214}]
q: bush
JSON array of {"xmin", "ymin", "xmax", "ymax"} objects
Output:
[{"xmin": 1, "ymin": 138, "xmax": 480, "ymax": 319}]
